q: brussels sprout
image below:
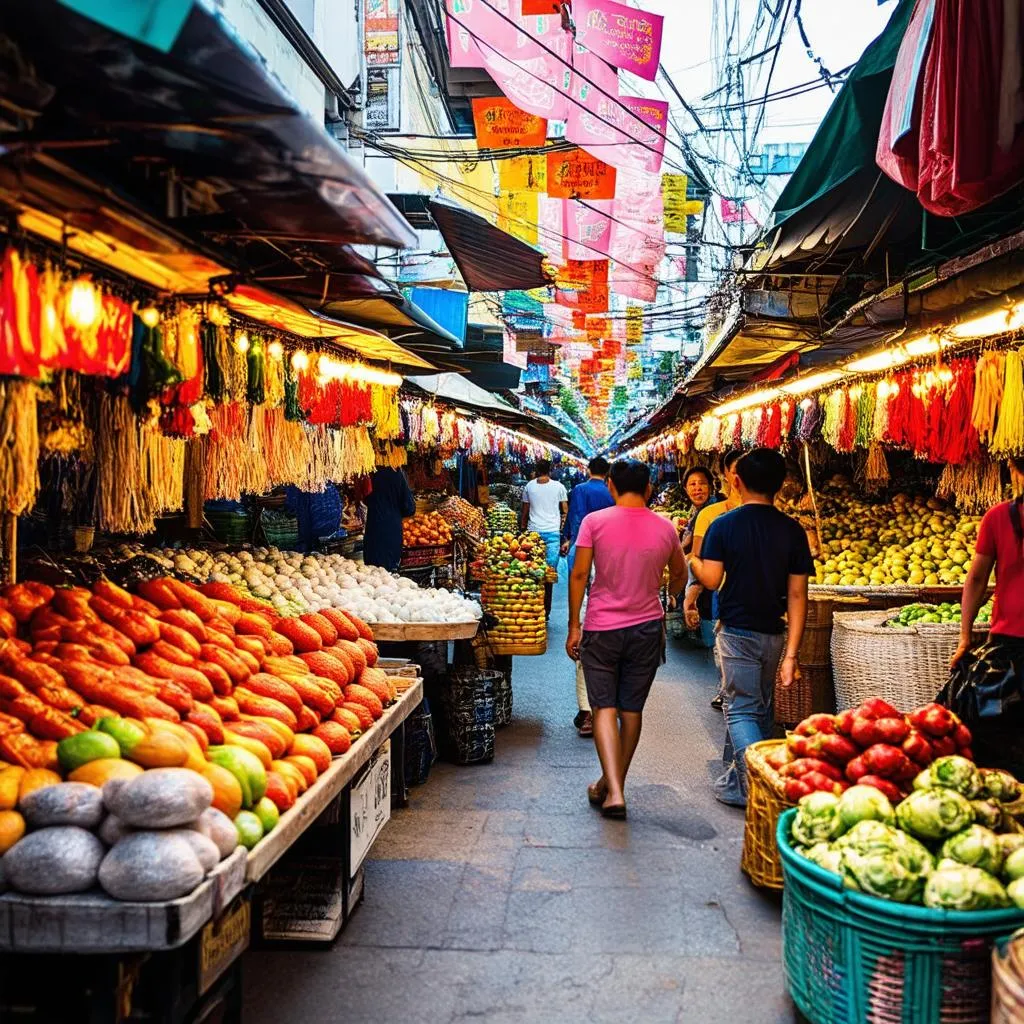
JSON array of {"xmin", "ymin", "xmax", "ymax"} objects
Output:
[
  {"xmin": 928, "ymin": 756, "xmax": 983, "ymax": 798},
  {"xmin": 792, "ymin": 791, "xmax": 842, "ymax": 847},
  {"xmin": 1008, "ymin": 878, "xmax": 1024, "ymax": 910},
  {"xmin": 840, "ymin": 848, "xmax": 926, "ymax": 903},
  {"xmin": 1004, "ymin": 847, "xmax": 1024, "ymax": 882},
  {"xmin": 970, "ymin": 799, "xmax": 1004, "ymax": 830},
  {"xmin": 837, "ymin": 785, "xmax": 895, "ymax": 833},
  {"xmin": 981, "ymin": 768, "xmax": 1022, "ymax": 804},
  {"xmin": 896, "ymin": 788, "xmax": 975, "ymax": 841},
  {"xmin": 834, "ymin": 820, "xmax": 901, "ymax": 854},
  {"xmin": 939, "ymin": 825, "xmax": 1004, "ymax": 876},
  {"xmin": 913, "ymin": 769, "xmax": 933, "ymax": 791},
  {"xmin": 923, "ymin": 865, "xmax": 1010, "ymax": 911},
  {"xmin": 804, "ymin": 842, "xmax": 843, "ymax": 875}
]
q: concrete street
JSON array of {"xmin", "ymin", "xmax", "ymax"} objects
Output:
[{"xmin": 243, "ymin": 584, "xmax": 791, "ymax": 1023}]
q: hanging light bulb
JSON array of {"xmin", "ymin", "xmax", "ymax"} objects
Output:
[
  {"xmin": 138, "ymin": 306, "xmax": 161, "ymax": 328},
  {"xmin": 849, "ymin": 385, "xmax": 863, "ymax": 401},
  {"xmin": 267, "ymin": 340, "xmax": 284, "ymax": 361},
  {"xmin": 234, "ymin": 332, "xmax": 250, "ymax": 353},
  {"xmin": 66, "ymin": 278, "xmax": 99, "ymax": 329},
  {"xmin": 291, "ymin": 350, "xmax": 309, "ymax": 372}
]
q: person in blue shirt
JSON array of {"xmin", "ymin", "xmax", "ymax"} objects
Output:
[
  {"xmin": 363, "ymin": 467, "xmax": 416, "ymax": 571},
  {"xmin": 561, "ymin": 456, "xmax": 615, "ymax": 737}
]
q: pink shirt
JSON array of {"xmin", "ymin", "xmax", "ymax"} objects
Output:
[{"xmin": 576, "ymin": 506, "xmax": 682, "ymax": 631}]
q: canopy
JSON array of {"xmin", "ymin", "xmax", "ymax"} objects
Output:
[
  {"xmin": 405, "ymin": 373, "xmax": 517, "ymax": 414},
  {"xmin": 427, "ymin": 199, "xmax": 551, "ymax": 292}
]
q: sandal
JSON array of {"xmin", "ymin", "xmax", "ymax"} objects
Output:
[
  {"xmin": 577, "ymin": 712, "xmax": 593, "ymax": 737},
  {"xmin": 601, "ymin": 803, "xmax": 627, "ymax": 820},
  {"xmin": 587, "ymin": 781, "xmax": 608, "ymax": 806}
]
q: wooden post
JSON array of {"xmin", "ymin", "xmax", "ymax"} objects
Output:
[
  {"xmin": 2, "ymin": 513, "xmax": 16, "ymax": 584},
  {"xmin": 802, "ymin": 442, "xmax": 824, "ymax": 559}
]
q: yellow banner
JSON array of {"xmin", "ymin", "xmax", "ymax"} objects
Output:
[
  {"xmin": 626, "ymin": 305, "xmax": 643, "ymax": 344},
  {"xmin": 498, "ymin": 190, "xmax": 539, "ymax": 245},
  {"xmin": 498, "ymin": 155, "xmax": 547, "ymax": 194},
  {"xmin": 663, "ymin": 174, "xmax": 705, "ymax": 232}
]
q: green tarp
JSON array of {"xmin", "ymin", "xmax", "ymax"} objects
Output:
[{"xmin": 769, "ymin": 0, "xmax": 915, "ymax": 230}]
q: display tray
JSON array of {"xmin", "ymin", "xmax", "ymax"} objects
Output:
[
  {"xmin": 371, "ymin": 621, "xmax": 479, "ymax": 641},
  {"xmin": 484, "ymin": 640, "xmax": 547, "ymax": 657},
  {"xmin": 246, "ymin": 680, "xmax": 422, "ymax": 884},
  {"xmin": 0, "ymin": 846, "xmax": 247, "ymax": 954}
]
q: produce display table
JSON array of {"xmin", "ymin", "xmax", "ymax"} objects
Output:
[
  {"xmin": 246, "ymin": 680, "xmax": 423, "ymax": 884},
  {"xmin": 368, "ymin": 621, "xmax": 479, "ymax": 642},
  {"xmin": 0, "ymin": 847, "xmax": 248, "ymax": 954}
]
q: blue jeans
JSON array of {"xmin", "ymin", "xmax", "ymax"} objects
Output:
[
  {"xmin": 538, "ymin": 531, "xmax": 561, "ymax": 571},
  {"xmin": 714, "ymin": 626, "xmax": 785, "ymax": 807}
]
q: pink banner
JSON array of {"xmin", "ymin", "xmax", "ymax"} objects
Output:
[
  {"xmin": 537, "ymin": 195, "xmax": 566, "ymax": 262},
  {"xmin": 444, "ymin": 0, "xmax": 572, "ymax": 119},
  {"xmin": 563, "ymin": 199, "xmax": 612, "ymax": 260},
  {"xmin": 609, "ymin": 168, "xmax": 664, "ymax": 300},
  {"xmin": 719, "ymin": 197, "xmax": 759, "ymax": 225},
  {"xmin": 573, "ymin": 0, "xmax": 663, "ymax": 82},
  {"xmin": 566, "ymin": 93, "xmax": 668, "ymax": 173},
  {"xmin": 571, "ymin": 43, "xmax": 619, "ymax": 104}
]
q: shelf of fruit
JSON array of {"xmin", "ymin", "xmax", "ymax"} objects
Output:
[
  {"xmin": 401, "ymin": 512, "xmax": 453, "ymax": 550},
  {"xmin": 780, "ymin": 481, "xmax": 981, "ymax": 591},
  {"xmin": 485, "ymin": 502, "xmax": 518, "ymax": 536},
  {"xmin": 475, "ymin": 533, "xmax": 548, "ymax": 654},
  {"xmin": 438, "ymin": 496, "xmax": 487, "ymax": 541},
  {"xmin": 0, "ymin": 575, "xmax": 411, "ymax": 945}
]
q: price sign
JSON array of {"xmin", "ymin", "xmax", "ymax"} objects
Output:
[
  {"xmin": 350, "ymin": 743, "xmax": 391, "ymax": 876},
  {"xmin": 199, "ymin": 898, "xmax": 250, "ymax": 996}
]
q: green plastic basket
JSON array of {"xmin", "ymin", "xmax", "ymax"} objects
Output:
[{"xmin": 777, "ymin": 808, "xmax": 1024, "ymax": 1024}]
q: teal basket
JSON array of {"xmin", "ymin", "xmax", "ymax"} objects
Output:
[{"xmin": 777, "ymin": 808, "xmax": 1024, "ymax": 1024}]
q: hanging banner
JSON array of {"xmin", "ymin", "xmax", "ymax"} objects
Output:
[
  {"xmin": 662, "ymin": 174, "xmax": 705, "ymax": 232},
  {"xmin": 547, "ymin": 148, "xmax": 617, "ymax": 199},
  {"xmin": 537, "ymin": 194, "xmax": 565, "ymax": 262},
  {"xmin": 612, "ymin": 265, "xmax": 658, "ymax": 302},
  {"xmin": 498, "ymin": 190, "xmax": 540, "ymax": 245},
  {"xmin": 571, "ymin": 43, "xmax": 620, "ymax": 105},
  {"xmin": 499, "ymin": 154, "xmax": 547, "ymax": 193},
  {"xmin": 503, "ymin": 290, "xmax": 546, "ymax": 332},
  {"xmin": 625, "ymin": 305, "xmax": 644, "ymax": 344},
  {"xmin": 364, "ymin": 0, "xmax": 400, "ymax": 65},
  {"xmin": 563, "ymin": 199, "xmax": 612, "ymax": 260},
  {"xmin": 610, "ymin": 168, "xmax": 664, "ymax": 299},
  {"xmin": 444, "ymin": 0, "xmax": 573, "ymax": 120},
  {"xmin": 573, "ymin": 0, "xmax": 664, "ymax": 82},
  {"xmin": 720, "ymin": 197, "xmax": 759, "ymax": 225},
  {"xmin": 566, "ymin": 94, "xmax": 668, "ymax": 173},
  {"xmin": 472, "ymin": 97, "xmax": 547, "ymax": 149},
  {"xmin": 586, "ymin": 315, "xmax": 609, "ymax": 342},
  {"xmin": 555, "ymin": 259, "xmax": 609, "ymax": 313}
]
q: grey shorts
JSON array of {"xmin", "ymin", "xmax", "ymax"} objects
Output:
[{"xmin": 580, "ymin": 618, "xmax": 666, "ymax": 712}]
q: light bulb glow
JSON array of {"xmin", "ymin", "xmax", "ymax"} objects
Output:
[
  {"xmin": 780, "ymin": 370, "xmax": 843, "ymax": 396},
  {"xmin": 291, "ymin": 350, "xmax": 309, "ymax": 372},
  {"xmin": 234, "ymin": 332, "xmax": 250, "ymax": 353},
  {"xmin": 66, "ymin": 279, "xmax": 99, "ymax": 329},
  {"xmin": 138, "ymin": 306, "xmax": 161, "ymax": 328},
  {"xmin": 267, "ymin": 340, "xmax": 284, "ymax": 361}
]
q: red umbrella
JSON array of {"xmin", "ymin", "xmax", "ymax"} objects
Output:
[{"xmin": 877, "ymin": 0, "xmax": 1024, "ymax": 215}]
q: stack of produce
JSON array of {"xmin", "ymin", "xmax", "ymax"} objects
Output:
[
  {"xmin": 109, "ymin": 545, "xmax": 482, "ymax": 624},
  {"xmin": 0, "ymin": 575, "xmax": 399, "ymax": 888},
  {"xmin": 486, "ymin": 503, "xmax": 517, "ymax": 535},
  {"xmin": 770, "ymin": 699, "xmax": 973, "ymax": 803},
  {"xmin": 787, "ymin": 757, "xmax": 1024, "ymax": 911},
  {"xmin": 778, "ymin": 481, "xmax": 981, "ymax": 587},
  {"xmin": 883, "ymin": 600, "xmax": 993, "ymax": 627},
  {"xmin": 477, "ymin": 533, "xmax": 547, "ymax": 647},
  {"xmin": 438, "ymin": 496, "xmax": 486, "ymax": 540},
  {"xmin": 401, "ymin": 511, "xmax": 453, "ymax": 549}
]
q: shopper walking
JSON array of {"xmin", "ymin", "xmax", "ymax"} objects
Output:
[
  {"xmin": 561, "ymin": 457, "xmax": 615, "ymax": 737},
  {"xmin": 521, "ymin": 458, "xmax": 568, "ymax": 620},
  {"xmin": 688, "ymin": 448, "xmax": 814, "ymax": 808},
  {"xmin": 566, "ymin": 459, "xmax": 686, "ymax": 818},
  {"xmin": 363, "ymin": 467, "xmax": 416, "ymax": 572}
]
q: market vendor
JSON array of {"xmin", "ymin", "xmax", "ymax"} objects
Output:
[
  {"xmin": 679, "ymin": 466, "xmax": 722, "ymax": 555},
  {"xmin": 363, "ymin": 466, "xmax": 416, "ymax": 572}
]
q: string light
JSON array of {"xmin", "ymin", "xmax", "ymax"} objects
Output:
[
  {"xmin": 849, "ymin": 385, "xmax": 863, "ymax": 401},
  {"xmin": 291, "ymin": 350, "xmax": 309, "ymax": 372},
  {"xmin": 780, "ymin": 370, "xmax": 843, "ymax": 396},
  {"xmin": 267, "ymin": 340, "xmax": 284, "ymax": 361},
  {"xmin": 234, "ymin": 332, "xmax": 250, "ymax": 354},
  {"xmin": 138, "ymin": 307, "xmax": 161, "ymax": 328}
]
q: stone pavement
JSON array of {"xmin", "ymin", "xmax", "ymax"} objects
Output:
[{"xmin": 243, "ymin": 586, "xmax": 793, "ymax": 1023}]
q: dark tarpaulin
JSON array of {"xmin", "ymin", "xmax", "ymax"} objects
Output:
[
  {"xmin": 0, "ymin": 0, "xmax": 417, "ymax": 260},
  {"xmin": 427, "ymin": 198, "xmax": 551, "ymax": 292}
]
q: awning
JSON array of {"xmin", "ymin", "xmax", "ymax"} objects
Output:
[
  {"xmin": 0, "ymin": 0, "xmax": 417, "ymax": 279},
  {"xmin": 321, "ymin": 295, "xmax": 464, "ymax": 354},
  {"xmin": 427, "ymin": 198, "xmax": 551, "ymax": 292},
  {"xmin": 405, "ymin": 373, "xmax": 518, "ymax": 414}
]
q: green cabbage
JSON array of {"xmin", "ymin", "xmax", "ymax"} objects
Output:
[
  {"xmin": 896, "ymin": 788, "xmax": 975, "ymax": 842},
  {"xmin": 981, "ymin": 768, "xmax": 1022, "ymax": 804},
  {"xmin": 913, "ymin": 769, "xmax": 933, "ymax": 791},
  {"xmin": 1004, "ymin": 847, "xmax": 1024, "ymax": 882},
  {"xmin": 837, "ymin": 785, "xmax": 895, "ymax": 833},
  {"xmin": 923, "ymin": 865, "xmax": 1010, "ymax": 910},
  {"xmin": 969, "ymin": 799, "xmax": 1003, "ymax": 830},
  {"xmin": 1001, "ymin": 834, "xmax": 1024, "ymax": 859},
  {"xmin": 939, "ymin": 825, "xmax": 1004, "ymax": 876},
  {"xmin": 928, "ymin": 756, "xmax": 983, "ymax": 798},
  {"xmin": 792, "ymin": 791, "xmax": 842, "ymax": 847},
  {"xmin": 840, "ymin": 848, "xmax": 926, "ymax": 903},
  {"xmin": 1007, "ymin": 877, "xmax": 1024, "ymax": 910},
  {"xmin": 804, "ymin": 842, "xmax": 843, "ymax": 875}
]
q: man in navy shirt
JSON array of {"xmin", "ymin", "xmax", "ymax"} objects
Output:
[
  {"xmin": 688, "ymin": 448, "xmax": 815, "ymax": 807},
  {"xmin": 561, "ymin": 456, "xmax": 615, "ymax": 737}
]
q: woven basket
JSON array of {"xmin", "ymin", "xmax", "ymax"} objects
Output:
[
  {"xmin": 775, "ymin": 664, "xmax": 835, "ymax": 728},
  {"xmin": 830, "ymin": 608, "xmax": 970, "ymax": 712},
  {"xmin": 741, "ymin": 740, "xmax": 793, "ymax": 890},
  {"xmin": 779, "ymin": 808, "xmax": 1024, "ymax": 1024},
  {"xmin": 993, "ymin": 930, "xmax": 1024, "ymax": 1024}
]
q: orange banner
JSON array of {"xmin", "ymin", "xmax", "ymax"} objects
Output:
[
  {"xmin": 546, "ymin": 148, "xmax": 617, "ymax": 200},
  {"xmin": 472, "ymin": 98, "xmax": 548, "ymax": 150}
]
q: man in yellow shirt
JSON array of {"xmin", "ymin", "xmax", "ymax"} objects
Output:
[{"xmin": 684, "ymin": 450, "xmax": 742, "ymax": 707}]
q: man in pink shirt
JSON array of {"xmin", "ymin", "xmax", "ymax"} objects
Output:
[{"xmin": 566, "ymin": 459, "xmax": 686, "ymax": 818}]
